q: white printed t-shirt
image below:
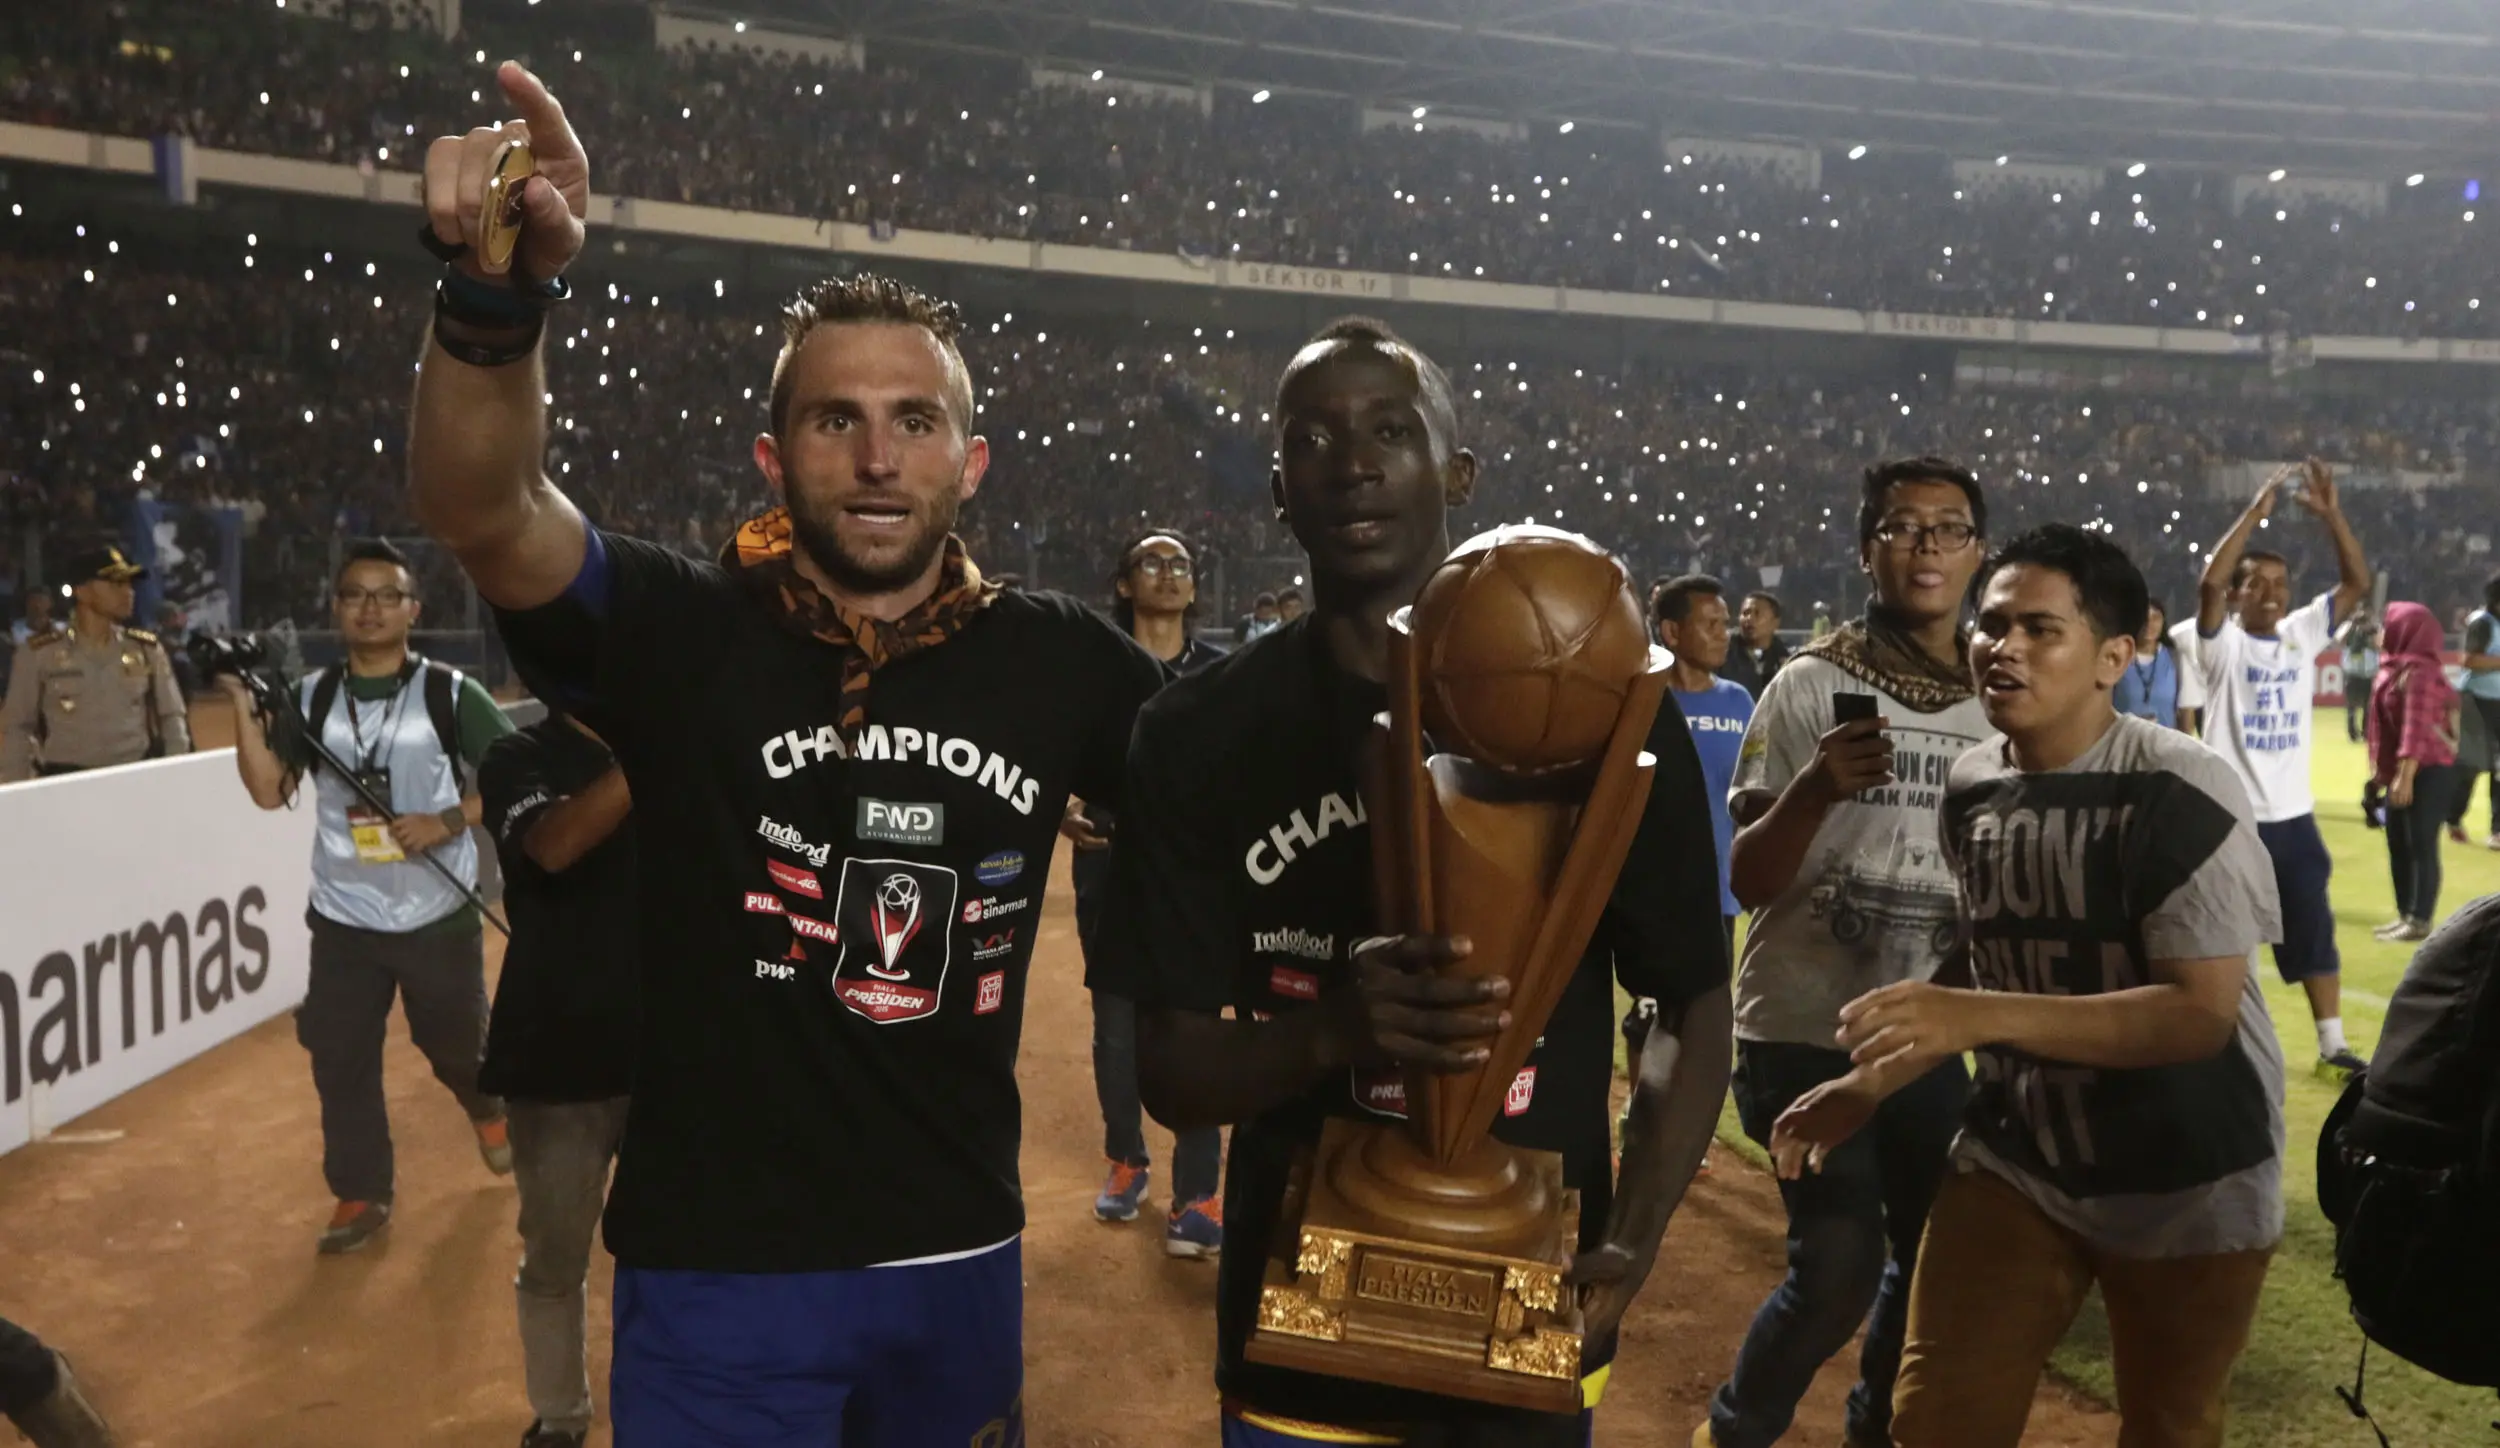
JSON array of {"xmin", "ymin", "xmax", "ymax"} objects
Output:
[
  {"xmin": 1729, "ymin": 654, "xmax": 1993, "ymax": 1046},
  {"xmin": 2199, "ymin": 592, "xmax": 2337, "ymax": 824},
  {"xmin": 2169, "ymin": 618, "xmax": 2207, "ymax": 717}
]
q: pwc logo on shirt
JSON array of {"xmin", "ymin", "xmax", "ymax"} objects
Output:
[{"xmin": 828, "ymin": 858, "xmax": 960, "ymax": 1025}]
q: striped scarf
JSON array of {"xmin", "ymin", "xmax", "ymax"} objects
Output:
[
  {"xmin": 1793, "ymin": 605, "xmax": 1976, "ymax": 714},
  {"xmin": 723, "ymin": 506, "xmax": 1001, "ymax": 731}
]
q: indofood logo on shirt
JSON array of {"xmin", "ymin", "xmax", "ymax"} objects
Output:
[
  {"xmin": 1251, "ymin": 927, "xmax": 1335, "ymax": 961},
  {"xmin": 756, "ymin": 815, "xmax": 834, "ymax": 866},
  {"xmin": 828, "ymin": 858, "xmax": 959, "ymax": 1025}
]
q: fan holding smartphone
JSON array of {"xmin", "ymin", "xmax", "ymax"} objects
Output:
[{"xmin": 1696, "ymin": 459, "xmax": 1997, "ymax": 1448}]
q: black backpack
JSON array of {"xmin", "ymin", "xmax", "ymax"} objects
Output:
[
  {"xmin": 2318, "ymin": 892, "xmax": 2500, "ymax": 1434},
  {"xmin": 303, "ymin": 658, "xmax": 469, "ymax": 790}
]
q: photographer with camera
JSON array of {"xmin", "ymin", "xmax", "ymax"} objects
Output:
[
  {"xmin": 0, "ymin": 545, "xmax": 189, "ymax": 783},
  {"xmin": 216, "ymin": 540, "xmax": 517, "ymax": 1254}
]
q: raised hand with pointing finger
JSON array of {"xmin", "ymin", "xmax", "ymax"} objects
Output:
[{"xmin": 422, "ymin": 61, "xmax": 590, "ymax": 290}]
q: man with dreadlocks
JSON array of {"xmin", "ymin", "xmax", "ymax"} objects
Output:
[
  {"xmin": 410, "ymin": 65, "xmax": 1164, "ymax": 1443},
  {"xmin": 1696, "ymin": 458, "xmax": 1993, "ymax": 1448}
]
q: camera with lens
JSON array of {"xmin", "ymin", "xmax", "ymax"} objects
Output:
[{"xmin": 188, "ymin": 631, "xmax": 271, "ymax": 682}]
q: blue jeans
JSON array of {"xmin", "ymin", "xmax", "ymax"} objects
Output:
[{"xmin": 1709, "ymin": 1041, "xmax": 1969, "ymax": 1448}]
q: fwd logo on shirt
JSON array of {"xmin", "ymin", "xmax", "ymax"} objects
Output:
[
  {"xmin": 1245, "ymin": 792, "xmax": 1369, "ymax": 886},
  {"xmin": 858, "ymin": 798, "xmax": 944, "ymax": 847}
]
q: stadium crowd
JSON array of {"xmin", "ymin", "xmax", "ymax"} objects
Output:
[
  {"xmin": 4, "ymin": 0, "xmax": 2498, "ymax": 338},
  {"xmin": 3, "ymin": 228, "xmax": 2494, "ymax": 652}
]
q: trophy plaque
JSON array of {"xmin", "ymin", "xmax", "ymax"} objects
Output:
[{"xmin": 1244, "ymin": 526, "xmax": 1671, "ymax": 1411}]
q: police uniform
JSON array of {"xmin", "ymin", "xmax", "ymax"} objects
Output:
[{"xmin": 0, "ymin": 549, "xmax": 190, "ymax": 782}]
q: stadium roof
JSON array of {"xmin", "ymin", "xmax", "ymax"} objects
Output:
[{"xmin": 716, "ymin": 0, "xmax": 2500, "ymax": 175}]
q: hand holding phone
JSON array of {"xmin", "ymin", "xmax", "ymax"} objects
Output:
[{"xmin": 1816, "ymin": 693, "xmax": 1894, "ymax": 799}]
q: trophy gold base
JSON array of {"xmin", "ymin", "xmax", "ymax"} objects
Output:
[{"xmin": 1244, "ymin": 1118, "xmax": 1584, "ymax": 1414}]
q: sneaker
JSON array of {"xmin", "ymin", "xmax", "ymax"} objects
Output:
[
  {"xmin": 1093, "ymin": 1160, "xmax": 1150, "ymax": 1223},
  {"xmin": 2371, "ymin": 918, "xmax": 2414, "ymax": 940},
  {"xmin": 2388, "ymin": 918, "xmax": 2432, "ymax": 943},
  {"xmin": 1166, "ymin": 1195, "xmax": 1224, "ymax": 1259},
  {"xmin": 2320, "ymin": 1048, "xmax": 2369, "ymax": 1076},
  {"xmin": 2486, "ymin": 834, "xmax": 2500, "ymax": 852},
  {"xmin": 519, "ymin": 1422, "xmax": 586, "ymax": 1448},
  {"xmin": 317, "ymin": 1199, "xmax": 391, "ymax": 1255},
  {"xmin": 474, "ymin": 1116, "xmax": 515, "ymax": 1176},
  {"xmin": 6, "ymin": 1351, "xmax": 115, "ymax": 1448}
]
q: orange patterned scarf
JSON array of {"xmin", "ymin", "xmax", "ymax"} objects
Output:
[{"xmin": 723, "ymin": 506, "xmax": 1002, "ymax": 731}]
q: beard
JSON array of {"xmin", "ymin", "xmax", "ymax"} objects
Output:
[{"xmin": 786, "ymin": 483, "xmax": 963, "ymax": 596}]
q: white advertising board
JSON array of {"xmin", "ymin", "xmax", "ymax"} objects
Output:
[{"xmin": 0, "ymin": 752, "xmax": 316, "ymax": 1155}]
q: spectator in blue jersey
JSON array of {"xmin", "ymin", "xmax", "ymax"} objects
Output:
[
  {"xmin": 2112, "ymin": 598, "xmax": 2184, "ymax": 729},
  {"xmin": 1652, "ymin": 574, "xmax": 1754, "ymax": 946},
  {"xmin": 1628, "ymin": 574, "xmax": 1756, "ymax": 1100}
]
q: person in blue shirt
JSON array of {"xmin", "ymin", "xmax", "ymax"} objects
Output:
[
  {"xmin": 1623, "ymin": 574, "xmax": 1757, "ymax": 1084},
  {"xmin": 2112, "ymin": 597, "xmax": 2184, "ymax": 729}
]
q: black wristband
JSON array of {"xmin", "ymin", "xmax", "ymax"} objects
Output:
[
  {"xmin": 432, "ymin": 308, "xmax": 544, "ymax": 367},
  {"xmin": 437, "ymin": 263, "xmax": 569, "ymax": 327}
]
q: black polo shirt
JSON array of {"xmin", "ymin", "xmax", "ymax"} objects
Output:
[
  {"xmin": 492, "ymin": 528, "xmax": 1165, "ymax": 1272},
  {"xmin": 1097, "ymin": 616, "xmax": 1729, "ymax": 1428},
  {"xmin": 476, "ymin": 719, "xmax": 640, "ymax": 1104}
]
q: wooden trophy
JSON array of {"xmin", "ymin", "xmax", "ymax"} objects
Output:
[{"xmin": 1245, "ymin": 525, "xmax": 1672, "ymax": 1411}]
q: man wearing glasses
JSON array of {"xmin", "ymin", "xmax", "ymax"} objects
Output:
[
  {"xmin": 1065, "ymin": 528, "xmax": 1229, "ymax": 1255},
  {"xmin": 1697, "ymin": 459, "xmax": 1992, "ymax": 1448},
  {"xmin": 222, "ymin": 539, "xmax": 516, "ymax": 1254}
]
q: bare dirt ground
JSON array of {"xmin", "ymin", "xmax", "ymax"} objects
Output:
[{"xmin": 0, "ymin": 714, "xmax": 2115, "ymax": 1445}]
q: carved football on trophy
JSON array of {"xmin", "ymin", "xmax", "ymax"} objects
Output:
[
  {"xmin": 1409, "ymin": 526, "xmax": 1652, "ymax": 774},
  {"xmin": 1247, "ymin": 524, "xmax": 1672, "ymax": 1411}
]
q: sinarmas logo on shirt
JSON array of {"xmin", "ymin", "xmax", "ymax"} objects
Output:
[{"xmin": 758, "ymin": 723, "xmax": 1042, "ymax": 814}]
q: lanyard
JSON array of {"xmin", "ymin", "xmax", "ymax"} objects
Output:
[{"xmin": 344, "ymin": 661, "xmax": 418, "ymax": 774}]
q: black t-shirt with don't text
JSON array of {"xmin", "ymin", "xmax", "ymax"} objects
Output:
[
  {"xmin": 494, "ymin": 529, "xmax": 1165, "ymax": 1272},
  {"xmin": 1096, "ymin": 616, "xmax": 1729, "ymax": 1428}
]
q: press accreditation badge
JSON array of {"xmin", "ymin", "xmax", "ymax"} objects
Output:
[{"xmin": 345, "ymin": 766, "xmax": 405, "ymax": 864}]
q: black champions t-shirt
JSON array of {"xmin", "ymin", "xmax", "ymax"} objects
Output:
[
  {"xmin": 1096, "ymin": 616, "xmax": 1729, "ymax": 1427},
  {"xmin": 477, "ymin": 718, "xmax": 641, "ymax": 1103},
  {"xmin": 493, "ymin": 529, "xmax": 1166, "ymax": 1272}
]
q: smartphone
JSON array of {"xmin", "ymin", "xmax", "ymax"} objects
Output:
[{"xmin": 1834, "ymin": 692, "xmax": 1880, "ymax": 726}]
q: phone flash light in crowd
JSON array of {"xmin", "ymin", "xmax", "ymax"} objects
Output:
[
  {"xmin": 1252, "ymin": 89, "xmax": 1271, "ymax": 102},
  {"xmin": 2268, "ymin": 169, "xmax": 2287, "ymax": 182},
  {"xmin": 1413, "ymin": 106, "xmax": 1428, "ymax": 119},
  {"xmin": 1559, "ymin": 121, "xmax": 1575, "ymax": 133},
  {"xmin": 2128, "ymin": 162, "xmax": 2148, "ymax": 177},
  {"xmin": 1847, "ymin": 145, "xmax": 1867, "ymax": 159},
  {"xmin": 2468, "ymin": 180, "xmax": 2484, "ymax": 201}
]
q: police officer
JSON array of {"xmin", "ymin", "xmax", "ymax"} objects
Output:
[{"xmin": 0, "ymin": 546, "xmax": 190, "ymax": 782}]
